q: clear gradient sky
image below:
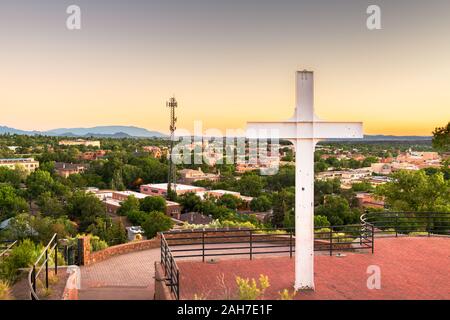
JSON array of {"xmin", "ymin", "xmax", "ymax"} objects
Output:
[{"xmin": 1, "ymin": 0, "xmax": 449, "ymax": 135}]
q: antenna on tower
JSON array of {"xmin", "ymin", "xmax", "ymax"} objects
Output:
[{"xmin": 166, "ymin": 96, "xmax": 178, "ymax": 199}]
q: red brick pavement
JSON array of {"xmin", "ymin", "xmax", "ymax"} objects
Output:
[
  {"xmin": 79, "ymin": 248, "xmax": 160, "ymax": 300},
  {"xmin": 178, "ymin": 237, "xmax": 450, "ymax": 300}
]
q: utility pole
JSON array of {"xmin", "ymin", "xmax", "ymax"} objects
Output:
[{"xmin": 167, "ymin": 96, "xmax": 178, "ymax": 199}]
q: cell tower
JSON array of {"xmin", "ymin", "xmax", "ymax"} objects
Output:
[{"xmin": 166, "ymin": 96, "xmax": 178, "ymax": 198}]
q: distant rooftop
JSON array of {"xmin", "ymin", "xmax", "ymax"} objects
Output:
[
  {"xmin": 141, "ymin": 183, "xmax": 203, "ymax": 191},
  {"xmin": 0, "ymin": 158, "xmax": 36, "ymax": 162}
]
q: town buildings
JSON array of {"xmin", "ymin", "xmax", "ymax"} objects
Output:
[
  {"xmin": 88, "ymin": 189, "xmax": 182, "ymax": 219},
  {"xmin": 54, "ymin": 162, "xmax": 88, "ymax": 178},
  {"xmin": 0, "ymin": 158, "xmax": 39, "ymax": 173},
  {"xmin": 58, "ymin": 139, "xmax": 101, "ymax": 148},
  {"xmin": 316, "ymin": 168, "xmax": 373, "ymax": 185},
  {"xmin": 178, "ymin": 168, "xmax": 220, "ymax": 184},
  {"xmin": 178, "ymin": 212, "xmax": 214, "ymax": 225},
  {"xmin": 355, "ymin": 192, "xmax": 385, "ymax": 209},
  {"xmin": 140, "ymin": 183, "xmax": 206, "ymax": 197},
  {"xmin": 79, "ymin": 150, "xmax": 108, "ymax": 161},
  {"xmin": 142, "ymin": 146, "xmax": 164, "ymax": 158}
]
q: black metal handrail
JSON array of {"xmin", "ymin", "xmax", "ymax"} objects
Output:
[
  {"xmin": 160, "ymin": 234, "xmax": 180, "ymax": 300},
  {"xmin": 164, "ymin": 224, "xmax": 374, "ymax": 258},
  {"xmin": 0, "ymin": 240, "xmax": 17, "ymax": 261},
  {"xmin": 28, "ymin": 233, "xmax": 59, "ymax": 300},
  {"xmin": 160, "ymin": 223, "xmax": 375, "ymax": 299},
  {"xmin": 361, "ymin": 211, "xmax": 450, "ymax": 237}
]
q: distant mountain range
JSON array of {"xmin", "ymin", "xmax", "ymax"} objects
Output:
[
  {"xmin": 360, "ymin": 135, "xmax": 432, "ymax": 142},
  {"xmin": 0, "ymin": 125, "xmax": 432, "ymax": 141},
  {"xmin": 0, "ymin": 125, "xmax": 166, "ymax": 138}
]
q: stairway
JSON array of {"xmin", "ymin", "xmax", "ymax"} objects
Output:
[{"xmin": 78, "ymin": 285, "xmax": 154, "ymax": 300}]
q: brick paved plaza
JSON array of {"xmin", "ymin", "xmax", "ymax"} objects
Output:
[{"xmin": 177, "ymin": 237, "xmax": 450, "ymax": 300}]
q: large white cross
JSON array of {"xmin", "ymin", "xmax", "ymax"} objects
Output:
[{"xmin": 246, "ymin": 71, "xmax": 363, "ymax": 290}]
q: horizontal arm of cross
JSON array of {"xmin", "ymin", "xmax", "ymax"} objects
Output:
[{"xmin": 246, "ymin": 121, "xmax": 363, "ymax": 140}]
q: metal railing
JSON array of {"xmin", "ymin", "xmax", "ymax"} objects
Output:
[
  {"xmin": 361, "ymin": 211, "xmax": 450, "ymax": 237},
  {"xmin": 28, "ymin": 234, "xmax": 59, "ymax": 300},
  {"xmin": 160, "ymin": 223, "xmax": 375, "ymax": 300},
  {"xmin": 160, "ymin": 234, "xmax": 180, "ymax": 300},
  {"xmin": 0, "ymin": 240, "xmax": 17, "ymax": 261},
  {"xmin": 164, "ymin": 225, "xmax": 374, "ymax": 261}
]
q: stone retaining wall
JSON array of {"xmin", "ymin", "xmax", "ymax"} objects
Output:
[
  {"xmin": 154, "ymin": 262, "xmax": 175, "ymax": 300},
  {"xmin": 79, "ymin": 235, "xmax": 160, "ymax": 266}
]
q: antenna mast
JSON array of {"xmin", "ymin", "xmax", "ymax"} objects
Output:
[{"xmin": 167, "ymin": 96, "xmax": 178, "ymax": 198}]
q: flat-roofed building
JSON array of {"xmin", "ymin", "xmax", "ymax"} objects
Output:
[
  {"xmin": 355, "ymin": 192, "xmax": 385, "ymax": 209},
  {"xmin": 371, "ymin": 163, "xmax": 393, "ymax": 175},
  {"xmin": 140, "ymin": 183, "xmax": 206, "ymax": 197},
  {"xmin": 55, "ymin": 162, "xmax": 88, "ymax": 178},
  {"xmin": 58, "ymin": 139, "xmax": 101, "ymax": 148},
  {"xmin": 142, "ymin": 146, "xmax": 164, "ymax": 158},
  {"xmin": 0, "ymin": 158, "xmax": 39, "ymax": 173},
  {"xmin": 92, "ymin": 189, "xmax": 182, "ymax": 219},
  {"xmin": 178, "ymin": 168, "xmax": 220, "ymax": 184},
  {"xmin": 196, "ymin": 189, "xmax": 253, "ymax": 210},
  {"xmin": 79, "ymin": 150, "xmax": 108, "ymax": 161}
]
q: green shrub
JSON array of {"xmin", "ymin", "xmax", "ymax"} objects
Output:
[
  {"xmin": 314, "ymin": 215, "xmax": 330, "ymax": 227},
  {"xmin": 278, "ymin": 289, "xmax": 297, "ymax": 300},
  {"xmin": 408, "ymin": 232, "xmax": 429, "ymax": 237},
  {"xmin": 236, "ymin": 274, "xmax": 270, "ymax": 300},
  {"xmin": 0, "ymin": 239, "xmax": 41, "ymax": 281},
  {"xmin": 182, "ymin": 219, "xmax": 258, "ymax": 230},
  {"xmin": 89, "ymin": 236, "xmax": 108, "ymax": 252},
  {"xmin": 253, "ymin": 229, "xmax": 287, "ymax": 235},
  {"xmin": 0, "ymin": 280, "xmax": 13, "ymax": 300},
  {"xmin": 127, "ymin": 210, "xmax": 148, "ymax": 225}
]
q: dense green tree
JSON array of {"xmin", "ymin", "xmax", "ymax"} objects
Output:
[
  {"xmin": 66, "ymin": 191, "xmax": 106, "ymax": 230},
  {"xmin": 217, "ymin": 194, "xmax": 242, "ymax": 210},
  {"xmin": 362, "ymin": 156, "xmax": 379, "ymax": 167},
  {"xmin": 36, "ymin": 192, "xmax": 66, "ymax": 218},
  {"xmin": 314, "ymin": 178, "xmax": 341, "ymax": 206},
  {"xmin": 351, "ymin": 181, "xmax": 374, "ymax": 192},
  {"xmin": 0, "ymin": 167, "xmax": 26, "ymax": 188},
  {"xmin": 432, "ymin": 122, "xmax": 450, "ymax": 151},
  {"xmin": 26, "ymin": 170, "xmax": 55, "ymax": 199},
  {"xmin": 87, "ymin": 217, "xmax": 127, "ymax": 245},
  {"xmin": 376, "ymin": 170, "xmax": 450, "ymax": 212},
  {"xmin": 140, "ymin": 196, "xmax": 166, "ymax": 213},
  {"xmin": 117, "ymin": 195, "xmax": 140, "ymax": 216},
  {"xmin": 111, "ymin": 169, "xmax": 126, "ymax": 191},
  {"xmin": 314, "ymin": 215, "xmax": 330, "ymax": 227},
  {"xmin": 122, "ymin": 164, "xmax": 144, "ymax": 189},
  {"xmin": 3, "ymin": 213, "xmax": 75, "ymax": 243},
  {"xmin": 314, "ymin": 160, "xmax": 329, "ymax": 173},
  {"xmin": 250, "ymin": 195, "xmax": 272, "ymax": 212},
  {"xmin": 236, "ymin": 174, "xmax": 264, "ymax": 197},
  {"xmin": 38, "ymin": 161, "xmax": 55, "ymax": 174},
  {"xmin": 315, "ymin": 195, "xmax": 359, "ymax": 226},
  {"xmin": 266, "ymin": 166, "xmax": 295, "ymax": 191},
  {"xmin": 271, "ymin": 189, "xmax": 295, "ymax": 227},
  {"xmin": 68, "ymin": 174, "xmax": 88, "ymax": 189},
  {"xmin": 141, "ymin": 211, "xmax": 174, "ymax": 238},
  {"xmin": 178, "ymin": 192, "xmax": 202, "ymax": 213},
  {"xmin": 129, "ymin": 157, "xmax": 168, "ymax": 183},
  {"xmin": 127, "ymin": 210, "xmax": 149, "ymax": 225},
  {"xmin": 0, "ymin": 184, "xmax": 28, "ymax": 220}
]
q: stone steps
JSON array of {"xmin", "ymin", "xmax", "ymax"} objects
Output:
[{"xmin": 78, "ymin": 286, "xmax": 154, "ymax": 300}]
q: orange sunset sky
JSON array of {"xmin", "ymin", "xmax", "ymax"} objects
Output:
[{"xmin": 0, "ymin": 0, "xmax": 449, "ymax": 136}]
